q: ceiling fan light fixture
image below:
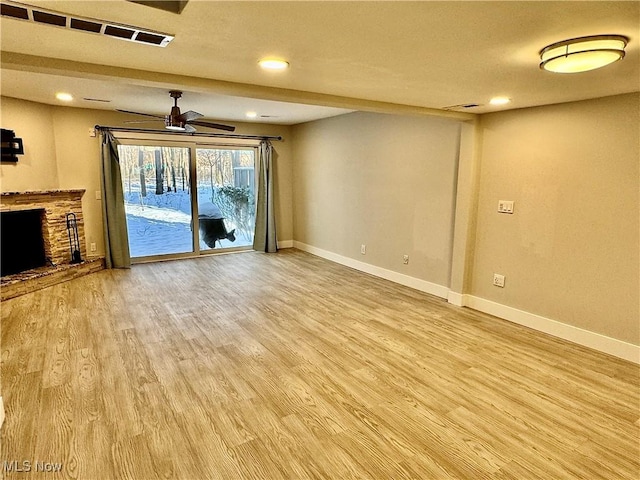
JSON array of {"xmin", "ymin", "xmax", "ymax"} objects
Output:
[
  {"xmin": 540, "ymin": 35, "xmax": 628, "ymax": 73},
  {"xmin": 118, "ymin": 91, "xmax": 235, "ymax": 132},
  {"xmin": 165, "ymin": 117, "xmax": 186, "ymax": 131}
]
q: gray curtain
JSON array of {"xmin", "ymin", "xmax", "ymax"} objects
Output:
[
  {"xmin": 100, "ymin": 131, "xmax": 131, "ymax": 268},
  {"xmin": 253, "ymin": 140, "xmax": 278, "ymax": 252}
]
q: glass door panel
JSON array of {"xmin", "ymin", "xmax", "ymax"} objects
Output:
[
  {"xmin": 195, "ymin": 148, "xmax": 256, "ymax": 251},
  {"xmin": 118, "ymin": 144, "xmax": 194, "ymax": 258}
]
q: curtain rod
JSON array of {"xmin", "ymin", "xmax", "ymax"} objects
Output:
[{"xmin": 94, "ymin": 125, "xmax": 282, "ymax": 141}]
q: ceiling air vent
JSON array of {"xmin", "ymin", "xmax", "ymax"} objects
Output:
[
  {"xmin": 32, "ymin": 9, "xmax": 65, "ymax": 26},
  {"xmin": 0, "ymin": 0, "xmax": 174, "ymax": 47},
  {"xmin": 70, "ymin": 18, "xmax": 102, "ymax": 34},
  {"xmin": 442, "ymin": 103, "xmax": 482, "ymax": 111},
  {"xmin": 0, "ymin": 2, "xmax": 27, "ymax": 19}
]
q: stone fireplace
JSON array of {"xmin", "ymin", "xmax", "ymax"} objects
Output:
[{"xmin": 1, "ymin": 189, "xmax": 104, "ymax": 300}]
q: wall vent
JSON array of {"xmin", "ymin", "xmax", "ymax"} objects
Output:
[
  {"xmin": 442, "ymin": 103, "xmax": 482, "ymax": 111},
  {"xmin": 1, "ymin": 0, "xmax": 174, "ymax": 47}
]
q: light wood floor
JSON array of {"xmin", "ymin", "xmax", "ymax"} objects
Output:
[{"xmin": 1, "ymin": 249, "xmax": 638, "ymax": 479}]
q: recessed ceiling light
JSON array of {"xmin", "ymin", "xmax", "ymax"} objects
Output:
[
  {"xmin": 55, "ymin": 92, "xmax": 73, "ymax": 102},
  {"xmin": 258, "ymin": 58, "xmax": 289, "ymax": 71},
  {"xmin": 489, "ymin": 96, "xmax": 511, "ymax": 106},
  {"xmin": 540, "ymin": 35, "xmax": 628, "ymax": 73},
  {"xmin": 246, "ymin": 111, "xmax": 258, "ymax": 119}
]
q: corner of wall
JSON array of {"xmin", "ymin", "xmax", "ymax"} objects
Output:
[{"xmin": 448, "ymin": 118, "xmax": 482, "ymax": 296}]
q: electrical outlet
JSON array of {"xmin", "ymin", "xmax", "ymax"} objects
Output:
[
  {"xmin": 360, "ymin": 244, "xmax": 366, "ymax": 255},
  {"xmin": 90, "ymin": 242, "xmax": 97, "ymax": 252},
  {"xmin": 403, "ymin": 255, "xmax": 409, "ymax": 265},
  {"xmin": 493, "ymin": 273, "xmax": 505, "ymax": 288}
]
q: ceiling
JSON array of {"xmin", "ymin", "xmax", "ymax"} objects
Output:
[{"xmin": 1, "ymin": 1, "xmax": 638, "ymax": 126}]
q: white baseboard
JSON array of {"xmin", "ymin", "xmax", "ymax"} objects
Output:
[
  {"xmin": 278, "ymin": 239, "xmax": 294, "ymax": 249},
  {"xmin": 293, "ymin": 241, "xmax": 449, "ymax": 299},
  {"xmin": 447, "ymin": 291, "xmax": 466, "ymax": 306},
  {"xmin": 465, "ymin": 295, "xmax": 639, "ymax": 364},
  {"xmin": 0, "ymin": 396, "xmax": 4, "ymax": 429},
  {"xmin": 292, "ymin": 242, "xmax": 639, "ymax": 364}
]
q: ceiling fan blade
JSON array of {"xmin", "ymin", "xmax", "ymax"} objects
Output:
[
  {"xmin": 183, "ymin": 124, "xmax": 197, "ymax": 133},
  {"xmin": 188, "ymin": 120, "xmax": 236, "ymax": 132},
  {"xmin": 117, "ymin": 109, "xmax": 165, "ymax": 119},
  {"xmin": 123, "ymin": 120, "xmax": 163, "ymax": 124},
  {"xmin": 177, "ymin": 110, "xmax": 203, "ymax": 122}
]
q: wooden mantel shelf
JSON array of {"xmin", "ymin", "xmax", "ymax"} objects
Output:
[{"xmin": 1, "ymin": 189, "xmax": 85, "ymax": 196}]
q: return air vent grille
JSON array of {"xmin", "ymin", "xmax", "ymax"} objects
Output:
[
  {"xmin": 1, "ymin": 0, "xmax": 174, "ymax": 47},
  {"xmin": 442, "ymin": 103, "xmax": 482, "ymax": 111}
]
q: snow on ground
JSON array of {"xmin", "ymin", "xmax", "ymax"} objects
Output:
[
  {"xmin": 124, "ymin": 192, "xmax": 250, "ymax": 258},
  {"xmin": 126, "ymin": 204, "xmax": 191, "ymax": 224}
]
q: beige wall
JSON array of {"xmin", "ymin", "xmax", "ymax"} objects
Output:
[
  {"xmin": 1, "ymin": 97, "xmax": 59, "ymax": 191},
  {"xmin": 472, "ymin": 93, "xmax": 639, "ymax": 344},
  {"xmin": 292, "ymin": 111, "xmax": 462, "ymax": 287},
  {"xmin": 0, "ymin": 97, "xmax": 293, "ymax": 256}
]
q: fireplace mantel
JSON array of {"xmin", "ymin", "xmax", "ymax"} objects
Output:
[{"xmin": 1, "ymin": 189, "xmax": 86, "ymax": 197}]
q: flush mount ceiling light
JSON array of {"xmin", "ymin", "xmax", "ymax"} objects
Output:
[
  {"xmin": 539, "ymin": 35, "xmax": 628, "ymax": 73},
  {"xmin": 258, "ymin": 58, "xmax": 289, "ymax": 71}
]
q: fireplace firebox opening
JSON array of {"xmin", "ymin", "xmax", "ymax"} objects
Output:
[{"xmin": 1, "ymin": 209, "xmax": 48, "ymax": 277}]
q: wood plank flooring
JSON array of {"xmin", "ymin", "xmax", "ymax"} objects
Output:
[{"xmin": 1, "ymin": 249, "xmax": 638, "ymax": 479}]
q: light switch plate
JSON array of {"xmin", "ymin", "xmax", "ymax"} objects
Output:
[{"xmin": 498, "ymin": 200, "xmax": 514, "ymax": 214}]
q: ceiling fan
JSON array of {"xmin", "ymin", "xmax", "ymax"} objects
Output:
[{"xmin": 117, "ymin": 90, "xmax": 236, "ymax": 132}]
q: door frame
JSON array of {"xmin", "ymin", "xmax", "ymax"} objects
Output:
[{"xmin": 115, "ymin": 133, "xmax": 259, "ymax": 263}]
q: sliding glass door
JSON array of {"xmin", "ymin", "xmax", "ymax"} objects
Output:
[
  {"xmin": 118, "ymin": 144, "xmax": 193, "ymax": 258},
  {"xmin": 196, "ymin": 147, "xmax": 256, "ymax": 251},
  {"xmin": 117, "ymin": 141, "xmax": 256, "ymax": 261}
]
